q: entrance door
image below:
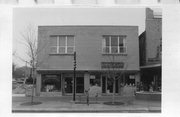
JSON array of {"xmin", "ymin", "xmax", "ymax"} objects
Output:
[
  {"xmin": 76, "ymin": 77, "xmax": 84, "ymax": 93},
  {"xmin": 107, "ymin": 77, "xmax": 113, "ymax": 93},
  {"xmin": 102, "ymin": 76, "xmax": 106, "ymax": 93},
  {"xmin": 64, "ymin": 76, "xmax": 84, "ymax": 94},
  {"xmin": 64, "ymin": 77, "xmax": 73, "ymax": 93},
  {"xmin": 102, "ymin": 76, "xmax": 119, "ymax": 94}
]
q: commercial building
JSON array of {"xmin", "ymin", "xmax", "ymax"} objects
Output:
[
  {"xmin": 36, "ymin": 25, "xmax": 140, "ymax": 96},
  {"xmin": 139, "ymin": 8, "xmax": 162, "ymax": 91}
]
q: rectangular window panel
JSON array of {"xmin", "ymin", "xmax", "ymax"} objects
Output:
[
  {"xmin": 104, "ymin": 36, "xmax": 110, "ymax": 46},
  {"xmin": 111, "ymin": 36, "xmax": 118, "ymax": 53},
  {"xmin": 119, "ymin": 46, "xmax": 126, "ymax": 53},
  {"xmin": 59, "ymin": 47, "xmax": 65, "ymax": 54},
  {"xmin": 111, "ymin": 36, "xmax": 118, "ymax": 46},
  {"xmin": 111, "ymin": 46, "xmax": 118, "ymax": 53},
  {"xmin": 102, "ymin": 35, "xmax": 126, "ymax": 54},
  {"xmin": 59, "ymin": 36, "xmax": 66, "ymax": 46},
  {"xmin": 50, "ymin": 46, "xmax": 57, "ymax": 54},
  {"xmin": 67, "ymin": 47, "xmax": 74, "ymax": 53},
  {"xmin": 119, "ymin": 36, "xmax": 124, "ymax": 47},
  {"xmin": 67, "ymin": 36, "xmax": 74, "ymax": 46}
]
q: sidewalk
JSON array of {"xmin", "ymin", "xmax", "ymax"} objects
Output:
[{"xmin": 12, "ymin": 95, "xmax": 161, "ymax": 113}]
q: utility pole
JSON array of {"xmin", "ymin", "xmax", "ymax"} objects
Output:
[
  {"xmin": 25, "ymin": 61, "xmax": 27, "ymax": 79},
  {"xmin": 73, "ymin": 51, "xmax": 76, "ymax": 101}
]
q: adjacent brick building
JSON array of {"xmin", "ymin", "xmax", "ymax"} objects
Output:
[{"xmin": 139, "ymin": 8, "xmax": 162, "ymax": 91}]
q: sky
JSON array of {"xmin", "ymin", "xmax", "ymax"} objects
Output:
[{"xmin": 13, "ymin": 7, "xmax": 160, "ymax": 67}]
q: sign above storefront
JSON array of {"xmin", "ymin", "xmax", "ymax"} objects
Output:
[{"xmin": 101, "ymin": 62, "xmax": 124, "ymax": 69}]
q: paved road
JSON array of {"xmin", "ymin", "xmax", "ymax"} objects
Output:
[{"xmin": 12, "ymin": 95, "xmax": 161, "ymax": 113}]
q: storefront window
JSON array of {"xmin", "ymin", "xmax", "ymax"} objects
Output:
[
  {"xmin": 102, "ymin": 75, "xmax": 119, "ymax": 94},
  {"xmin": 41, "ymin": 74, "xmax": 61, "ymax": 92},
  {"xmin": 124, "ymin": 74, "xmax": 135, "ymax": 86},
  {"xmin": 90, "ymin": 74, "xmax": 101, "ymax": 86}
]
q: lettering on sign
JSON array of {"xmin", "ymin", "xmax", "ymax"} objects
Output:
[{"xmin": 101, "ymin": 62, "xmax": 124, "ymax": 69}]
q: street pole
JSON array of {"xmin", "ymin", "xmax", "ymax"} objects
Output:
[{"xmin": 73, "ymin": 51, "xmax": 76, "ymax": 101}]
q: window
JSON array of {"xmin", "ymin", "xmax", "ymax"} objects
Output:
[
  {"xmin": 50, "ymin": 35, "xmax": 75, "ymax": 54},
  {"xmin": 102, "ymin": 35, "xmax": 126, "ymax": 54}
]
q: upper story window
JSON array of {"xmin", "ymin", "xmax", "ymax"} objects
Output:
[
  {"xmin": 50, "ymin": 35, "xmax": 75, "ymax": 54},
  {"xmin": 102, "ymin": 35, "xmax": 126, "ymax": 54}
]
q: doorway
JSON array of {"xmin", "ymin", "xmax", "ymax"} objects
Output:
[
  {"xmin": 102, "ymin": 76, "xmax": 119, "ymax": 94},
  {"xmin": 63, "ymin": 75, "xmax": 84, "ymax": 94},
  {"xmin": 64, "ymin": 77, "xmax": 73, "ymax": 93}
]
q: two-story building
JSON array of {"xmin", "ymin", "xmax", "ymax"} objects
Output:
[
  {"xmin": 36, "ymin": 25, "xmax": 140, "ymax": 96},
  {"xmin": 139, "ymin": 8, "xmax": 162, "ymax": 91}
]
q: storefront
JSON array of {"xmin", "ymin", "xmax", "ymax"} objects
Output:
[
  {"xmin": 140, "ymin": 64, "xmax": 161, "ymax": 92},
  {"xmin": 36, "ymin": 71, "xmax": 139, "ymax": 96}
]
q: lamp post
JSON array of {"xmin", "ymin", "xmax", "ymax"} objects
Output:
[{"xmin": 73, "ymin": 51, "xmax": 76, "ymax": 101}]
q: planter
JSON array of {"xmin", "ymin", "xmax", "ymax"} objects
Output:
[{"xmin": 135, "ymin": 91, "xmax": 161, "ymax": 101}]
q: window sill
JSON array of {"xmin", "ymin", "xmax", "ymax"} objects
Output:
[
  {"xmin": 49, "ymin": 53, "xmax": 74, "ymax": 56},
  {"xmin": 102, "ymin": 53, "xmax": 127, "ymax": 56}
]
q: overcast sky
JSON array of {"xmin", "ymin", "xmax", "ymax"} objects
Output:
[{"xmin": 13, "ymin": 7, "xmax": 160, "ymax": 67}]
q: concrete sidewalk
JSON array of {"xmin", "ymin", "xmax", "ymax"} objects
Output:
[{"xmin": 12, "ymin": 96, "xmax": 161, "ymax": 113}]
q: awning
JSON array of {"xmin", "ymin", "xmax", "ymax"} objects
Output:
[{"xmin": 140, "ymin": 64, "xmax": 161, "ymax": 69}]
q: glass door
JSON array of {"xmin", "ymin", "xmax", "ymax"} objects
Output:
[
  {"xmin": 102, "ymin": 76, "xmax": 106, "ymax": 93},
  {"xmin": 102, "ymin": 76, "xmax": 119, "ymax": 94},
  {"xmin": 64, "ymin": 77, "xmax": 73, "ymax": 93},
  {"xmin": 76, "ymin": 77, "xmax": 84, "ymax": 93}
]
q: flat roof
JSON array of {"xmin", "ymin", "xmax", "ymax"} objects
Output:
[{"xmin": 38, "ymin": 25, "xmax": 138, "ymax": 28}]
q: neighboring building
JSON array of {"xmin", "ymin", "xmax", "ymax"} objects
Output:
[
  {"xmin": 36, "ymin": 25, "xmax": 140, "ymax": 96},
  {"xmin": 139, "ymin": 8, "xmax": 162, "ymax": 91}
]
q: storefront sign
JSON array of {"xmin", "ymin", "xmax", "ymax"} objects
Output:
[{"xmin": 101, "ymin": 62, "xmax": 124, "ymax": 69}]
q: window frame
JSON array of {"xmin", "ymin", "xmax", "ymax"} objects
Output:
[
  {"xmin": 102, "ymin": 35, "xmax": 126, "ymax": 54},
  {"xmin": 49, "ymin": 35, "xmax": 75, "ymax": 54}
]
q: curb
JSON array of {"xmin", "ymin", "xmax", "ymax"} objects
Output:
[{"xmin": 12, "ymin": 108, "xmax": 161, "ymax": 113}]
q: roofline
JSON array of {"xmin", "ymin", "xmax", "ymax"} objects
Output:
[
  {"xmin": 38, "ymin": 25, "xmax": 138, "ymax": 28},
  {"xmin": 37, "ymin": 69, "xmax": 139, "ymax": 72},
  {"xmin": 139, "ymin": 31, "xmax": 145, "ymax": 37}
]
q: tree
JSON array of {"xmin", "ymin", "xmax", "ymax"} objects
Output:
[
  {"xmin": 103, "ymin": 54, "xmax": 128, "ymax": 104},
  {"xmin": 19, "ymin": 24, "xmax": 49, "ymax": 104},
  {"xmin": 19, "ymin": 24, "xmax": 38, "ymax": 104}
]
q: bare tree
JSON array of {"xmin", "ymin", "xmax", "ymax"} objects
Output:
[
  {"xmin": 19, "ymin": 24, "xmax": 38, "ymax": 104},
  {"xmin": 18, "ymin": 24, "xmax": 50, "ymax": 104},
  {"xmin": 103, "ymin": 54, "xmax": 128, "ymax": 104}
]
